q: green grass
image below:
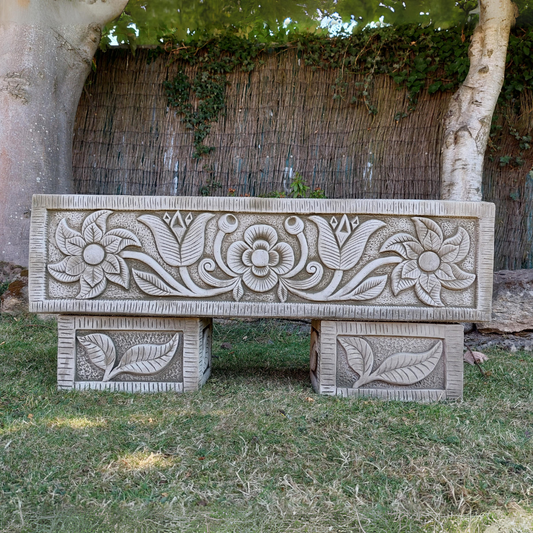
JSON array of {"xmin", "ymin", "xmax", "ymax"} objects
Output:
[{"xmin": 1, "ymin": 315, "xmax": 532, "ymax": 532}]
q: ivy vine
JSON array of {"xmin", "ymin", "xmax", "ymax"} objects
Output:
[{"xmin": 157, "ymin": 24, "xmax": 533, "ymax": 159}]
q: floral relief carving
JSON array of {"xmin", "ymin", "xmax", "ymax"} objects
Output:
[
  {"xmin": 339, "ymin": 336, "xmax": 443, "ymax": 388},
  {"xmin": 380, "ymin": 217, "xmax": 475, "ymax": 307},
  {"xmin": 47, "ymin": 210, "xmax": 140, "ymax": 299},
  {"xmin": 47, "ymin": 210, "xmax": 476, "ymax": 306},
  {"xmin": 227, "ymin": 224, "xmax": 295, "ymax": 293},
  {"xmin": 78, "ymin": 332, "xmax": 180, "ymax": 381}
]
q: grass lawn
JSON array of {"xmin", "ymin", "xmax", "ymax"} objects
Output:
[{"xmin": 0, "ymin": 314, "xmax": 532, "ymax": 532}]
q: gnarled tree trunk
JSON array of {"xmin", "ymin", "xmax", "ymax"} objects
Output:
[
  {"xmin": 0, "ymin": 0, "xmax": 127, "ymax": 266},
  {"xmin": 440, "ymin": 0, "xmax": 517, "ymax": 201}
]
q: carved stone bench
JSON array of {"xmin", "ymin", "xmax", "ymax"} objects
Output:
[{"xmin": 29, "ymin": 195, "xmax": 494, "ymax": 400}]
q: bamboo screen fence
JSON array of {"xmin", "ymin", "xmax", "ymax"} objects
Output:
[{"xmin": 73, "ymin": 49, "xmax": 533, "ymax": 271}]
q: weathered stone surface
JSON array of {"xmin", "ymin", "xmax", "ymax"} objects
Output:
[
  {"xmin": 0, "ymin": 261, "xmax": 25, "ymax": 285},
  {"xmin": 29, "ymin": 195, "xmax": 495, "ymax": 322},
  {"xmin": 0, "ymin": 265, "xmax": 29, "ymax": 315},
  {"xmin": 57, "ymin": 316, "xmax": 212, "ymax": 392},
  {"xmin": 310, "ymin": 321, "xmax": 463, "ymax": 401},
  {"xmin": 477, "ymin": 269, "xmax": 533, "ymax": 333}
]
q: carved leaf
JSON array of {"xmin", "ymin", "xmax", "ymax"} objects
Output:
[
  {"xmin": 339, "ymin": 337, "xmax": 373, "ymax": 378},
  {"xmin": 233, "ymin": 280, "xmax": 244, "ymax": 301},
  {"xmin": 77, "ymin": 277, "xmax": 107, "ymax": 299},
  {"xmin": 379, "ymin": 232, "xmax": 424, "ymax": 259},
  {"xmin": 277, "ymin": 282, "xmax": 288, "ymax": 302},
  {"xmin": 133, "ymin": 269, "xmax": 176, "ymax": 296},
  {"xmin": 48, "ymin": 257, "xmax": 82, "ymax": 283},
  {"xmin": 138, "ymin": 215, "xmax": 181, "ymax": 266},
  {"xmin": 78, "ymin": 333, "xmax": 116, "ymax": 372},
  {"xmin": 309, "ymin": 216, "xmax": 340, "ymax": 269},
  {"xmin": 180, "ymin": 213, "xmax": 215, "ymax": 266},
  {"xmin": 413, "ymin": 217, "xmax": 443, "ymax": 251},
  {"xmin": 83, "ymin": 223, "xmax": 103, "ymax": 244},
  {"xmin": 108, "ymin": 333, "xmax": 180, "ymax": 379},
  {"xmin": 102, "ymin": 228, "xmax": 141, "ymax": 252},
  {"xmin": 81, "ymin": 210, "xmax": 112, "ymax": 236},
  {"xmin": 104, "ymin": 255, "xmax": 130, "ymax": 289},
  {"xmin": 390, "ymin": 262, "xmax": 416, "ymax": 296},
  {"xmin": 341, "ymin": 275, "xmax": 387, "ymax": 301},
  {"xmin": 367, "ymin": 341, "xmax": 443, "ymax": 386},
  {"xmin": 415, "ymin": 275, "xmax": 443, "ymax": 306},
  {"xmin": 440, "ymin": 227, "xmax": 470, "ymax": 263},
  {"xmin": 439, "ymin": 264, "xmax": 476, "ymax": 291},
  {"xmin": 55, "ymin": 219, "xmax": 83, "ymax": 256},
  {"xmin": 339, "ymin": 220, "xmax": 386, "ymax": 270}
]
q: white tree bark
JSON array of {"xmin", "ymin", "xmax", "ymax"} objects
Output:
[
  {"xmin": 440, "ymin": 0, "xmax": 518, "ymax": 201},
  {"xmin": 0, "ymin": 0, "xmax": 127, "ymax": 265}
]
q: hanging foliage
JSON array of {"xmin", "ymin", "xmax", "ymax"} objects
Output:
[{"xmin": 157, "ymin": 24, "xmax": 533, "ymax": 158}]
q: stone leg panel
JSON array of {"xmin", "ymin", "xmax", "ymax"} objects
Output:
[
  {"xmin": 57, "ymin": 316, "xmax": 212, "ymax": 392},
  {"xmin": 310, "ymin": 321, "xmax": 463, "ymax": 401}
]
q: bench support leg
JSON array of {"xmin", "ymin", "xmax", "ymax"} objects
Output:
[
  {"xmin": 310, "ymin": 320, "xmax": 464, "ymax": 402},
  {"xmin": 57, "ymin": 316, "xmax": 212, "ymax": 392}
]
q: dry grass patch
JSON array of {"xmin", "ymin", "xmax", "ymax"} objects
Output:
[{"xmin": 1, "ymin": 315, "xmax": 532, "ymax": 532}]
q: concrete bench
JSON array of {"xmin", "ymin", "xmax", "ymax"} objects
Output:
[{"xmin": 29, "ymin": 195, "xmax": 494, "ymax": 400}]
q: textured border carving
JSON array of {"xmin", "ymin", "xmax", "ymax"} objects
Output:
[
  {"xmin": 57, "ymin": 316, "xmax": 212, "ymax": 392},
  {"xmin": 30, "ymin": 195, "xmax": 494, "ymax": 322},
  {"xmin": 310, "ymin": 321, "xmax": 463, "ymax": 401}
]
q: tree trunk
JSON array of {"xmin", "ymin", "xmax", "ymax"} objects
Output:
[
  {"xmin": 0, "ymin": 0, "xmax": 127, "ymax": 266},
  {"xmin": 440, "ymin": 0, "xmax": 517, "ymax": 202}
]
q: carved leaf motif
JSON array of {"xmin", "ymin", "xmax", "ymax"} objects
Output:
[
  {"xmin": 55, "ymin": 219, "xmax": 83, "ymax": 256},
  {"xmin": 277, "ymin": 282, "xmax": 288, "ymax": 303},
  {"xmin": 309, "ymin": 216, "xmax": 341, "ymax": 269},
  {"xmin": 107, "ymin": 334, "xmax": 180, "ymax": 379},
  {"xmin": 440, "ymin": 264, "xmax": 476, "ymax": 290},
  {"xmin": 366, "ymin": 341, "xmax": 443, "ymax": 386},
  {"xmin": 77, "ymin": 277, "xmax": 107, "ymax": 299},
  {"xmin": 379, "ymin": 232, "xmax": 423, "ymax": 259},
  {"xmin": 48, "ymin": 257, "xmax": 82, "ymax": 283},
  {"xmin": 390, "ymin": 262, "xmax": 416, "ymax": 296},
  {"xmin": 133, "ymin": 269, "xmax": 176, "ymax": 296},
  {"xmin": 81, "ymin": 210, "xmax": 112, "ymax": 236},
  {"xmin": 341, "ymin": 275, "xmax": 387, "ymax": 301},
  {"xmin": 339, "ymin": 220, "xmax": 386, "ymax": 270},
  {"xmin": 413, "ymin": 217, "xmax": 443, "ymax": 251},
  {"xmin": 339, "ymin": 337, "xmax": 373, "ymax": 379},
  {"xmin": 440, "ymin": 227, "xmax": 470, "ymax": 263},
  {"xmin": 138, "ymin": 215, "xmax": 181, "ymax": 266},
  {"xmin": 78, "ymin": 334, "xmax": 116, "ymax": 373},
  {"xmin": 104, "ymin": 256, "xmax": 130, "ymax": 289},
  {"xmin": 103, "ymin": 228, "xmax": 141, "ymax": 252},
  {"xmin": 180, "ymin": 213, "xmax": 215, "ymax": 266},
  {"xmin": 415, "ymin": 274, "xmax": 443, "ymax": 306},
  {"xmin": 233, "ymin": 280, "xmax": 244, "ymax": 301}
]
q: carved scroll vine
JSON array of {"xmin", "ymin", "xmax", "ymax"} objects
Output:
[
  {"xmin": 47, "ymin": 210, "xmax": 476, "ymax": 306},
  {"xmin": 339, "ymin": 337, "xmax": 443, "ymax": 388}
]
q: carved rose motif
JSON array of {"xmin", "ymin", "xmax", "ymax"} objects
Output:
[
  {"xmin": 380, "ymin": 217, "xmax": 475, "ymax": 307},
  {"xmin": 48, "ymin": 210, "xmax": 140, "ymax": 299},
  {"xmin": 227, "ymin": 224, "xmax": 295, "ymax": 292}
]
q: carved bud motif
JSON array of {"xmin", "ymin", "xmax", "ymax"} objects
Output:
[
  {"xmin": 138, "ymin": 211, "xmax": 215, "ymax": 267},
  {"xmin": 310, "ymin": 216, "xmax": 386, "ymax": 271}
]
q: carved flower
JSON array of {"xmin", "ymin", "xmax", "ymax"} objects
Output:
[
  {"xmin": 380, "ymin": 217, "xmax": 475, "ymax": 307},
  {"xmin": 48, "ymin": 210, "xmax": 140, "ymax": 299},
  {"xmin": 227, "ymin": 225, "xmax": 294, "ymax": 292}
]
